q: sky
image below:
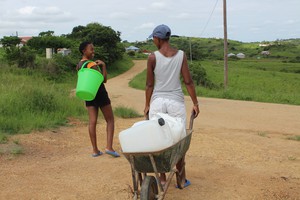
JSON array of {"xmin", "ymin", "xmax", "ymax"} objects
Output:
[{"xmin": 0, "ymin": 0, "xmax": 299, "ymax": 43}]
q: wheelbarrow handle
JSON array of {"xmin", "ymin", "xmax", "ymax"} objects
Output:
[{"xmin": 188, "ymin": 110, "xmax": 196, "ymax": 130}]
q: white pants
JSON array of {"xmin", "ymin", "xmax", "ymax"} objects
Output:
[{"xmin": 149, "ymin": 97, "xmax": 186, "ymax": 126}]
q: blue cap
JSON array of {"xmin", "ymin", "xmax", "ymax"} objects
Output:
[{"xmin": 149, "ymin": 24, "xmax": 171, "ymax": 39}]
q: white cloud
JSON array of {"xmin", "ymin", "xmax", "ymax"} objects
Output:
[
  {"xmin": 0, "ymin": 0, "xmax": 300, "ymax": 42},
  {"xmin": 109, "ymin": 12, "xmax": 130, "ymax": 20},
  {"xmin": 285, "ymin": 20, "xmax": 297, "ymax": 25},
  {"xmin": 137, "ymin": 23, "xmax": 156, "ymax": 30},
  {"xmin": 172, "ymin": 13, "xmax": 192, "ymax": 20},
  {"xmin": 17, "ymin": 6, "xmax": 35, "ymax": 15},
  {"xmin": 150, "ymin": 2, "xmax": 166, "ymax": 9}
]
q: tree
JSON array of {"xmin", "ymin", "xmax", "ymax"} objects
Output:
[
  {"xmin": 0, "ymin": 36, "xmax": 22, "ymax": 65},
  {"xmin": 18, "ymin": 46, "xmax": 36, "ymax": 68},
  {"xmin": 0, "ymin": 36, "xmax": 21, "ymax": 47},
  {"xmin": 27, "ymin": 33, "xmax": 73, "ymax": 54},
  {"xmin": 39, "ymin": 31, "xmax": 54, "ymax": 37},
  {"xmin": 0, "ymin": 36, "xmax": 36, "ymax": 68},
  {"xmin": 67, "ymin": 22, "xmax": 124, "ymax": 64}
]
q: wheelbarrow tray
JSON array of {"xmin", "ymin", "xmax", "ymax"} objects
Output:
[{"xmin": 123, "ymin": 129, "xmax": 193, "ymax": 173}]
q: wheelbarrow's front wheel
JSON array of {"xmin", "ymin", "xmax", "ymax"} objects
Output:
[{"xmin": 140, "ymin": 176, "xmax": 158, "ymax": 200}]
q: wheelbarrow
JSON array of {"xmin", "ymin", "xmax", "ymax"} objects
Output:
[{"xmin": 122, "ymin": 112, "xmax": 195, "ymax": 200}]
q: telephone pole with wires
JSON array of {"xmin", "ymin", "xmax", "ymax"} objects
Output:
[{"xmin": 223, "ymin": 0, "xmax": 228, "ymax": 89}]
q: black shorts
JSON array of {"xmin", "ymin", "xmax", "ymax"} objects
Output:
[{"xmin": 85, "ymin": 83, "xmax": 111, "ymax": 108}]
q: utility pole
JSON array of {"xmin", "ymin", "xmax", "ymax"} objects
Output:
[{"xmin": 223, "ymin": 0, "xmax": 228, "ymax": 89}]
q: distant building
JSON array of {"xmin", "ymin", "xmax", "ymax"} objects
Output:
[
  {"xmin": 261, "ymin": 51, "xmax": 270, "ymax": 56},
  {"xmin": 236, "ymin": 53, "xmax": 245, "ymax": 59},
  {"xmin": 57, "ymin": 48, "xmax": 71, "ymax": 56},
  {"xmin": 142, "ymin": 49, "xmax": 152, "ymax": 55},
  {"xmin": 125, "ymin": 46, "xmax": 139, "ymax": 52},
  {"xmin": 227, "ymin": 53, "xmax": 236, "ymax": 57},
  {"xmin": 259, "ymin": 43, "xmax": 270, "ymax": 47},
  {"xmin": 19, "ymin": 36, "xmax": 32, "ymax": 46}
]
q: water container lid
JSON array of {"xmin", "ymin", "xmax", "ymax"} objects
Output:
[{"xmin": 158, "ymin": 118, "xmax": 165, "ymax": 126}]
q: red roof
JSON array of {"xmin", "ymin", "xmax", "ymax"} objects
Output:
[{"xmin": 19, "ymin": 36, "xmax": 32, "ymax": 44}]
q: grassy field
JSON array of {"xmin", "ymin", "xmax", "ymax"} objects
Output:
[
  {"xmin": 0, "ymin": 56, "xmax": 134, "ymax": 137},
  {"xmin": 1, "ymin": 55, "xmax": 300, "ymax": 139},
  {"xmin": 129, "ymin": 59, "xmax": 300, "ymax": 105}
]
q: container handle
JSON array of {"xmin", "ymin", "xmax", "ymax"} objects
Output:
[{"xmin": 79, "ymin": 60, "xmax": 92, "ymax": 71}]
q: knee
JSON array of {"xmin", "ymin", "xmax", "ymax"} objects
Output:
[
  {"xmin": 89, "ymin": 119, "xmax": 97, "ymax": 126},
  {"xmin": 106, "ymin": 116, "xmax": 114, "ymax": 125}
]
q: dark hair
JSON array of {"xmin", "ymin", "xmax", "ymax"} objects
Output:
[{"xmin": 79, "ymin": 41, "xmax": 91, "ymax": 54}]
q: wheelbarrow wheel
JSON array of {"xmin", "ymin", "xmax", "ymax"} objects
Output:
[{"xmin": 140, "ymin": 176, "xmax": 158, "ymax": 200}]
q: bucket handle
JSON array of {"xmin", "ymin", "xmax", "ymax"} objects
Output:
[
  {"xmin": 79, "ymin": 60, "xmax": 102, "ymax": 72},
  {"xmin": 79, "ymin": 60, "xmax": 92, "ymax": 71}
]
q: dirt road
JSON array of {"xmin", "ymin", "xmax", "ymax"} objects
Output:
[{"xmin": 1, "ymin": 60, "xmax": 300, "ymax": 200}]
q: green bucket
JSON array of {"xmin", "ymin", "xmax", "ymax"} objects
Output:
[{"xmin": 76, "ymin": 67, "xmax": 104, "ymax": 101}]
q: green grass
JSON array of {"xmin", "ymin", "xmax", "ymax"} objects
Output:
[
  {"xmin": 114, "ymin": 106, "xmax": 143, "ymax": 118},
  {"xmin": 129, "ymin": 59, "xmax": 300, "ymax": 105},
  {"xmin": 0, "ymin": 56, "xmax": 134, "ymax": 135},
  {"xmin": 287, "ymin": 135, "xmax": 300, "ymax": 141},
  {"xmin": 10, "ymin": 146, "xmax": 23, "ymax": 155},
  {"xmin": 0, "ymin": 133, "xmax": 8, "ymax": 144},
  {"xmin": 107, "ymin": 54, "xmax": 134, "ymax": 78},
  {"xmin": 0, "ymin": 68, "xmax": 85, "ymax": 134}
]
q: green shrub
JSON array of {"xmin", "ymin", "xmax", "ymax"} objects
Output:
[
  {"xmin": 189, "ymin": 63, "xmax": 218, "ymax": 89},
  {"xmin": 0, "ymin": 133, "xmax": 8, "ymax": 144},
  {"xmin": 114, "ymin": 106, "xmax": 143, "ymax": 118}
]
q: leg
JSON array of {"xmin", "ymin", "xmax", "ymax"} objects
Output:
[
  {"xmin": 176, "ymin": 156, "xmax": 190, "ymax": 188},
  {"xmin": 160, "ymin": 173, "xmax": 167, "ymax": 186},
  {"xmin": 87, "ymin": 106, "xmax": 100, "ymax": 154},
  {"xmin": 176, "ymin": 156, "xmax": 186, "ymax": 185},
  {"xmin": 100, "ymin": 104, "xmax": 115, "ymax": 152}
]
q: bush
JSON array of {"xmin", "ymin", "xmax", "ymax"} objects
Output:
[
  {"xmin": 18, "ymin": 46, "xmax": 36, "ymax": 68},
  {"xmin": 189, "ymin": 63, "xmax": 218, "ymax": 89}
]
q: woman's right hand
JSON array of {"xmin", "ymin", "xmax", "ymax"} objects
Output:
[
  {"xmin": 144, "ymin": 106, "xmax": 150, "ymax": 119},
  {"xmin": 95, "ymin": 60, "xmax": 105, "ymax": 67}
]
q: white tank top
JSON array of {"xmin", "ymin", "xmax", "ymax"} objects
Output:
[{"xmin": 151, "ymin": 50, "xmax": 184, "ymax": 103}]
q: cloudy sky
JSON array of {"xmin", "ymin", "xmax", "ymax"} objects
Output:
[{"xmin": 0, "ymin": 0, "xmax": 299, "ymax": 42}]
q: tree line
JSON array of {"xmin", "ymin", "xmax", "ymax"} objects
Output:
[{"xmin": 0, "ymin": 22, "xmax": 125, "ymax": 72}]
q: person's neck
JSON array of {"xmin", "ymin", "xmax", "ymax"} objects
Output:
[
  {"xmin": 81, "ymin": 56, "xmax": 90, "ymax": 61},
  {"xmin": 158, "ymin": 43, "xmax": 176, "ymax": 57}
]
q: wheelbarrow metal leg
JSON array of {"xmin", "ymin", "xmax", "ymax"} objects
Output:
[
  {"xmin": 129, "ymin": 155, "xmax": 139, "ymax": 198},
  {"xmin": 149, "ymin": 154, "xmax": 164, "ymax": 193}
]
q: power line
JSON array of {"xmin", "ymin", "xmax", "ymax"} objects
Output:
[{"xmin": 199, "ymin": 0, "xmax": 219, "ymax": 37}]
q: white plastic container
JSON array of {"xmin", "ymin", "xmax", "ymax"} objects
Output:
[
  {"xmin": 119, "ymin": 118, "xmax": 173, "ymax": 153},
  {"xmin": 152, "ymin": 113, "xmax": 186, "ymax": 142}
]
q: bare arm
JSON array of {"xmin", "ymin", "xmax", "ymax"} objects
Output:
[
  {"xmin": 144, "ymin": 53, "xmax": 155, "ymax": 117},
  {"xmin": 181, "ymin": 53, "xmax": 200, "ymax": 118}
]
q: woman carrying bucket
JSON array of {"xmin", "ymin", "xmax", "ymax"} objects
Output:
[{"xmin": 76, "ymin": 41, "xmax": 120, "ymax": 158}]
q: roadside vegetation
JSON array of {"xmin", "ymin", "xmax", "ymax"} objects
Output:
[
  {"xmin": 128, "ymin": 37, "xmax": 300, "ymax": 105},
  {"xmin": 129, "ymin": 59, "xmax": 300, "ymax": 105},
  {"xmin": 0, "ymin": 22, "xmax": 299, "ymax": 144}
]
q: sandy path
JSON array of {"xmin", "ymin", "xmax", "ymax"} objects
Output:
[{"xmin": 0, "ymin": 60, "xmax": 300, "ymax": 200}]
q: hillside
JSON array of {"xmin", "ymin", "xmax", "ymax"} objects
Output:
[{"xmin": 124, "ymin": 37, "xmax": 300, "ymax": 62}]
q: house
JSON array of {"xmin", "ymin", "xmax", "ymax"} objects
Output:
[
  {"xmin": 142, "ymin": 49, "xmax": 152, "ymax": 56},
  {"xmin": 236, "ymin": 53, "xmax": 245, "ymax": 59},
  {"xmin": 57, "ymin": 48, "xmax": 71, "ymax": 56},
  {"xmin": 227, "ymin": 53, "xmax": 236, "ymax": 57},
  {"xmin": 125, "ymin": 46, "xmax": 139, "ymax": 52},
  {"xmin": 19, "ymin": 36, "xmax": 32, "ymax": 46},
  {"xmin": 261, "ymin": 51, "xmax": 270, "ymax": 56}
]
